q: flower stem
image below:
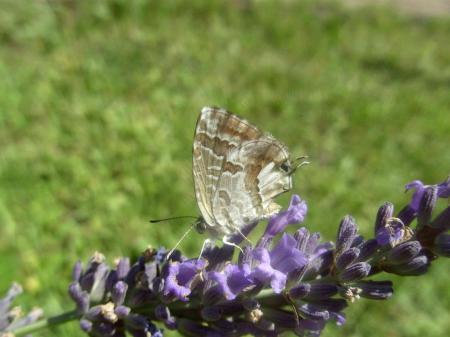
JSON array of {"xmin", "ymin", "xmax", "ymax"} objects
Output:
[{"xmin": 10, "ymin": 310, "xmax": 81, "ymax": 337}]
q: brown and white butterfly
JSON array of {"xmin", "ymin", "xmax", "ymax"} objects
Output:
[{"xmin": 192, "ymin": 107, "xmax": 303, "ymax": 249}]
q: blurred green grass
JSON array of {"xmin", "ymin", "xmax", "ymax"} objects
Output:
[{"xmin": 0, "ymin": 0, "xmax": 449, "ymax": 336}]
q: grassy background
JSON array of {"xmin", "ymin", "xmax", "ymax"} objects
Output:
[{"xmin": 0, "ymin": 0, "xmax": 449, "ymax": 336}]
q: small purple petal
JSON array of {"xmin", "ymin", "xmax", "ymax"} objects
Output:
[
  {"xmin": 208, "ymin": 264, "xmax": 253, "ymax": 300},
  {"xmin": 405, "ymin": 180, "xmax": 425, "ymax": 211},
  {"xmin": 263, "ymin": 195, "xmax": 307, "ymax": 238},
  {"xmin": 163, "ymin": 259, "xmax": 205, "ymax": 301},
  {"xmin": 269, "ymin": 234, "xmax": 307, "ymax": 273},
  {"xmin": 376, "ymin": 218, "xmax": 412, "ymax": 247}
]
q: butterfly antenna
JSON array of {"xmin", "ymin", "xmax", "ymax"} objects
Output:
[
  {"xmin": 166, "ymin": 224, "xmax": 195, "ymax": 260},
  {"xmin": 290, "ymin": 155, "xmax": 310, "ymax": 174},
  {"xmin": 150, "ymin": 215, "xmax": 198, "ymax": 223}
]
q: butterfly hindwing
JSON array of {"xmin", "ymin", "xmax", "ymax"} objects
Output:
[{"xmin": 212, "ymin": 136, "xmax": 292, "ymax": 235}]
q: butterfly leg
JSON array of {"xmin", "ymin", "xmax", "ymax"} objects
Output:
[
  {"xmin": 222, "ymin": 237, "xmax": 244, "ymax": 254},
  {"xmin": 235, "ymin": 228, "xmax": 253, "ymax": 246},
  {"xmin": 198, "ymin": 238, "xmax": 214, "ymax": 261}
]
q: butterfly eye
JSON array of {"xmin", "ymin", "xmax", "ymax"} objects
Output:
[{"xmin": 280, "ymin": 162, "xmax": 290, "ymax": 173}]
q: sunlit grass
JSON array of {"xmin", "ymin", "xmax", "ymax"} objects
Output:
[{"xmin": 0, "ymin": 1, "xmax": 449, "ymax": 336}]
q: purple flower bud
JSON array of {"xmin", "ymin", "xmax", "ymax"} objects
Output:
[
  {"xmin": 68, "ymin": 282, "xmax": 90, "ymax": 314},
  {"xmin": 336, "ymin": 216, "xmax": 358, "ymax": 254},
  {"xmin": 154, "ymin": 304, "xmax": 177, "ymax": 329},
  {"xmin": 336, "ymin": 248, "xmax": 360, "ymax": 271},
  {"xmin": 297, "ymin": 303, "xmax": 330, "ymax": 320},
  {"xmin": 115, "ymin": 305, "xmax": 131, "ymax": 319},
  {"xmin": 430, "ymin": 206, "xmax": 450, "ymax": 231},
  {"xmin": 397, "ymin": 205, "xmax": 416, "ymax": 226},
  {"xmin": 79, "ymin": 319, "xmax": 93, "ymax": 332},
  {"xmin": 339, "ymin": 262, "xmax": 371, "ymax": 282},
  {"xmin": 116, "ymin": 258, "xmax": 130, "ymax": 279},
  {"xmin": 354, "ymin": 280, "xmax": 393, "ymax": 300},
  {"xmin": 202, "ymin": 285, "xmax": 224, "ymax": 306},
  {"xmin": 91, "ymin": 321, "xmax": 116, "ymax": 336},
  {"xmin": 303, "ymin": 249, "xmax": 334, "ymax": 280},
  {"xmin": 201, "ymin": 306, "xmax": 222, "ymax": 321},
  {"xmin": 434, "ymin": 233, "xmax": 450, "ymax": 257},
  {"xmin": 417, "ymin": 187, "xmax": 437, "ymax": 230},
  {"xmin": 294, "ymin": 227, "xmax": 310, "ymax": 251},
  {"xmin": 289, "ymin": 283, "xmax": 311, "ymax": 299},
  {"xmin": 263, "ymin": 195, "xmax": 307, "ymax": 238},
  {"xmin": 85, "ymin": 305, "xmax": 103, "ymax": 321},
  {"xmin": 295, "ymin": 318, "xmax": 326, "ymax": 337},
  {"xmin": 263, "ymin": 308, "xmax": 297, "ymax": 329},
  {"xmin": 374, "ymin": 202, "xmax": 394, "ymax": 235},
  {"xmin": 204, "ymin": 244, "xmax": 235, "ymax": 272},
  {"xmin": 307, "ymin": 283, "xmax": 339, "ymax": 300},
  {"xmin": 124, "ymin": 313, "xmax": 151, "ymax": 330},
  {"xmin": 357, "ymin": 239, "xmax": 379, "ymax": 261},
  {"xmin": 178, "ymin": 318, "xmax": 222, "ymax": 337},
  {"xmin": 383, "ymin": 255, "xmax": 429, "ymax": 276},
  {"xmin": 387, "ymin": 241, "xmax": 422, "ymax": 264},
  {"xmin": 72, "ymin": 261, "xmax": 83, "ymax": 282},
  {"xmin": 111, "ymin": 281, "xmax": 128, "ymax": 306}
]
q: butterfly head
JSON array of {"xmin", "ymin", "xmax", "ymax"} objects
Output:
[
  {"xmin": 194, "ymin": 216, "xmax": 207, "ymax": 234},
  {"xmin": 285, "ymin": 156, "xmax": 310, "ymax": 175}
]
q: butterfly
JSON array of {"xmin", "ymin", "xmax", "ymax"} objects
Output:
[{"xmin": 192, "ymin": 107, "xmax": 303, "ymax": 249}]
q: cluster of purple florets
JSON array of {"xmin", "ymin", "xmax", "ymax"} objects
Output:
[{"xmin": 62, "ymin": 177, "xmax": 450, "ymax": 337}]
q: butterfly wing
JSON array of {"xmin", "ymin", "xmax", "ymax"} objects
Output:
[
  {"xmin": 192, "ymin": 107, "xmax": 263, "ymax": 231},
  {"xmin": 211, "ymin": 136, "xmax": 293, "ymax": 236}
]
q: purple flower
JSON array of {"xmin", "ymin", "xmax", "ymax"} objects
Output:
[
  {"xmin": 375, "ymin": 218, "xmax": 413, "ymax": 247},
  {"xmin": 251, "ymin": 234, "xmax": 307, "ymax": 293},
  {"xmin": 405, "ymin": 178, "xmax": 450, "ymax": 212},
  {"xmin": 163, "ymin": 259, "xmax": 205, "ymax": 301},
  {"xmin": 263, "ymin": 195, "xmax": 307, "ymax": 238},
  {"xmin": 208, "ymin": 264, "xmax": 253, "ymax": 300}
]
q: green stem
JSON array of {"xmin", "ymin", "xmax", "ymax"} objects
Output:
[{"xmin": 10, "ymin": 310, "xmax": 81, "ymax": 337}]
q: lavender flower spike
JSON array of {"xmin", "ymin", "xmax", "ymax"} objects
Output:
[
  {"xmin": 63, "ymin": 176, "xmax": 450, "ymax": 337},
  {"xmin": 1, "ymin": 283, "xmax": 43, "ymax": 334},
  {"xmin": 263, "ymin": 194, "xmax": 307, "ymax": 238}
]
